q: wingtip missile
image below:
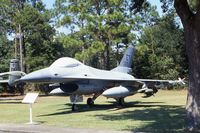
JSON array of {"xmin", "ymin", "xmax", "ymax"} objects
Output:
[{"xmin": 178, "ymin": 77, "xmax": 186, "ymax": 85}]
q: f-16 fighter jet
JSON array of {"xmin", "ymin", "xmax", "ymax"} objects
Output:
[{"xmin": 19, "ymin": 45, "xmax": 185, "ymax": 111}]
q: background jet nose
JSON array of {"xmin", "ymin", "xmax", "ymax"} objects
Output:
[{"xmin": 20, "ymin": 68, "xmax": 52, "ymax": 82}]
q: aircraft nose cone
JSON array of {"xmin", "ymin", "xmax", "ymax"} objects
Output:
[{"xmin": 20, "ymin": 68, "xmax": 52, "ymax": 83}]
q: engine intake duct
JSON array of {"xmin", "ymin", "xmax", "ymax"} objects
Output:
[{"xmin": 60, "ymin": 83, "xmax": 78, "ymax": 94}]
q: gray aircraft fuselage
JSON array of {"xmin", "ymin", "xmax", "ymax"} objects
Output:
[{"xmin": 20, "ymin": 57, "xmax": 139, "ymax": 95}]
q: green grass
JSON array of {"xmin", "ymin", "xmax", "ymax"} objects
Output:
[{"xmin": 0, "ymin": 90, "xmax": 187, "ymax": 132}]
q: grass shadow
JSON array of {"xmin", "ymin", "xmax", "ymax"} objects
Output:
[
  {"xmin": 38, "ymin": 103, "xmax": 118, "ymax": 116},
  {"xmin": 0, "ymin": 101, "xmax": 22, "ymax": 104},
  {"xmin": 39, "ymin": 101, "xmax": 170, "ymax": 116},
  {"xmin": 37, "ymin": 100, "xmax": 187, "ymax": 132},
  {"xmin": 95, "ymin": 105, "xmax": 186, "ymax": 132}
]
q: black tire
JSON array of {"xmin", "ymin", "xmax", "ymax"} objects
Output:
[{"xmin": 87, "ymin": 98, "xmax": 94, "ymax": 106}]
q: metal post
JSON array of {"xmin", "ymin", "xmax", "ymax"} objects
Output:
[
  {"xmin": 19, "ymin": 24, "xmax": 23, "ymax": 72},
  {"xmin": 29, "ymin": 103, "xmax": 32, "ymax": 124},
  {"xmin": 14, "ymin": 37, "xmax": 17, "ymax": 59}
]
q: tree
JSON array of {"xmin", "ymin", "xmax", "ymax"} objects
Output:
[
  {"xmin": 13, "ymin": 4, "xmax": 58, "ymax": 72},
  {"xmin": 134, "ymin": 12, "xmax": 187, "ymax": 81},
  {"xmin": 54, "ymin": 0, "xmax": 142, "ymax": 69},
  {"xmin": 0, "ymin": 0, "xmax": 18, "ymax": 72},
  {"xmin": 0, "ymin": 0, "xmax": 63, "ymax": 73},
  {"xmin": 172, "ymin": 0, "xmax": 200, "ymax": 131},
  {"xmin": 145, "ymin": 0, "xmax": 200, "ymax": 131},
  {"xmin": 0, "ymin": 34, "xmax": 13, "ymax": 72}
]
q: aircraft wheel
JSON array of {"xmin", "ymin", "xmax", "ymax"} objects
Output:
[
  {"xmin": 72, "ymin": 104, "xmax": 78, "ymax": 111},
  {"xmin": 87, "ymin": 98, "xmax": 94, "ymax": 106}
]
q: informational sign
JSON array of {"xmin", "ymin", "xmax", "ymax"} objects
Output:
[
  {"xmin": 22, "ymin": 93, "xmax": 39, "ymax": 103},
  {"xmin": 22, "ymin": 93, "xmax": 39, "ymax": 124}
]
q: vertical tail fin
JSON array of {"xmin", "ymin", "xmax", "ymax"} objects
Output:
[
  {"xmin": 8, "ymin": 59, "xmax": 20, "ymax": 86},
  {"xmin": 9, "ymin": 59, "xmax": 20, "ymax": 71},
  {"xmin": 111, "ymin": 45, "xmax": 135, "ymax": 73}
]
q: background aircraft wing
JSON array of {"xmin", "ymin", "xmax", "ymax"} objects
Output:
[
  {"xmin": 0, "ymin": 72, "xmax": 10, "ymax": 84},
  {"xmin": 0, "ymin": 79, "xmax": 9, "ymax": 83},
  {"xmin": 0, "ymin": 71, "xmax": 26, "ymax": 77}
]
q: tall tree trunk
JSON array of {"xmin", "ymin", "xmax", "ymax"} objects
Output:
[
  {"xmin": 185, "ymin": 22, "xmax": 200, "ymax": 131},
  {"xmin": 174, "ymin": 0, "xmax": 200, "ymax": 131}
]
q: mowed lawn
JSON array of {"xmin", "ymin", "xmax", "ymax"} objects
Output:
[{"xmin": 0, "ymin": 90, "xmax": 187, "ymax": 132}]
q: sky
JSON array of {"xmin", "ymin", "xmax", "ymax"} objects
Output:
[{"xmin": 42, "ymin": 0, "xmax": 54, "ymax": 9}]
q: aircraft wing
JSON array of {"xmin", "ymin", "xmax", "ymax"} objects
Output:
[
  {"xmin": 0, "ymin": 79, "xmax": 9, "ymax": 83},
  {"xmin": 130, "ymin": 78, "xmax": 185, "ymax": 84},
  {"xmin": 0, "ymin": 71, "xmax": 26, "ymax": 85},
  {"xmin": 0, "ymin": 71, "xmax": 26, "ymax": 77},
  {"xmin": 60, "ymin": 75, "xmax": 185, "ymax": 85},
  {"xmin": 19, "ymin": 69, "xmax": 185, "ymax": 87}
]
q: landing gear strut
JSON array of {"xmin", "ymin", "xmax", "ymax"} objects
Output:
[
  {"xmin": 70, "ymin": 94, "xmax": 83, "ymax": 111},
  {"xmin": 117, "ymin": 98, "xmax": 125, "ymax": 106}
]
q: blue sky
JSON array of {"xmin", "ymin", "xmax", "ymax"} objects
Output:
[{"xmin": 42, "ymin": 0, "xmax": 54, "ymax": 9}]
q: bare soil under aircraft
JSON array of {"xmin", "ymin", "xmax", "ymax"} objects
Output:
[{"xmin": 0, "ymin": 90, "xmax": 186, "ymax": 132}]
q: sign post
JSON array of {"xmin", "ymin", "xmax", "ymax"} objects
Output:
[
  {"xmin": 22, "ymin": 93, "xmax": 39, "ymax": 124},
  {"xmin": 29, "ymin": 103, "xmax": 33, "ymax": 124}
]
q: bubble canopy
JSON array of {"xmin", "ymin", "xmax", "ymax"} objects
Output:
[{"xmin": 50, "ymin": 57, "xmax": 82, "ymax": 68}]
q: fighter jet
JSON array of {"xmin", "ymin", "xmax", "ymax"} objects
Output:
[
  {"xmin": 0, "ymin": 59, "xmax": 26, "ymax": 93},
  {"xmin": 19, "ymin": 45, "xmax": 185, "ymax": 111}
]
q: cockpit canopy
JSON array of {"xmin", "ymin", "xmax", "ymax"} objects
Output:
[{"xmin": 50, "ymin": 57, "xmax": 82, "ymax": 68}]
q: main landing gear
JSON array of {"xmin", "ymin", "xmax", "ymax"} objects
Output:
[
  {"xmin": 117, "ymin": 97, "xmax": 125, "ymax": 106},
  {"xmin": 87, "ymin": 98, "xmax": 94, "ymax": 106},
  {"xmin": 70, "ymin": 93, "xmax": 101, "ymax": 111},
  {"xmin": 86, "ymin": 93, "xmax": 101, "ymax": 107}
]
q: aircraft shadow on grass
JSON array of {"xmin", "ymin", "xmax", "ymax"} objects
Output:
[
  {"xmin": 96, "ymin": 105, "xmax": 186, "ymax": 133},
  {"xmin": 38, "ymin": 101, "xmax": 168, "ymax": 117},
  {"xmin": 38, "ymin": 103, "xmax": 120, "ymax": 116},
  {"xmin": 38, "ymin": 101, "xmax": 185, "ymax": 132},
  {"xmin": 0, "ymin": 98, "xmax": 22, "ymax": 104},
  {"xmin": 0, "ymin": 101, "xmax": 22, "ymax": 104}
]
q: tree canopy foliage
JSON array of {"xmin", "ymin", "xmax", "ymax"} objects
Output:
[
  {"xmin": 0, "ymin": 0, "xmax": 187, "ymax": 78},
  {"xmin": 134, "ymin": 12, "xmax": 187, "ymax": 80}
]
